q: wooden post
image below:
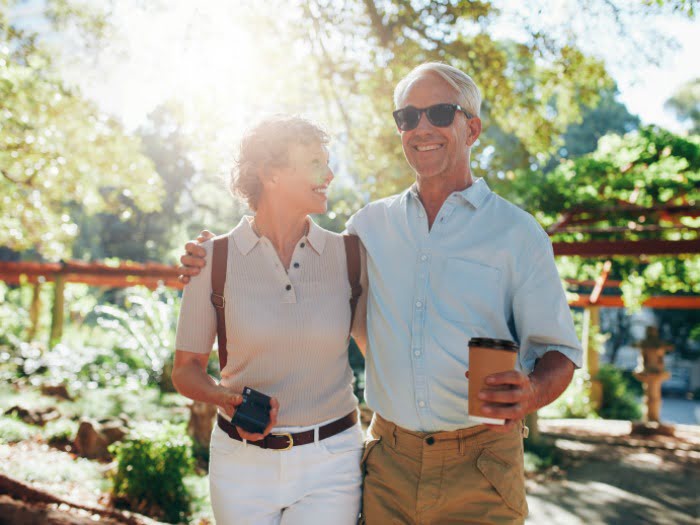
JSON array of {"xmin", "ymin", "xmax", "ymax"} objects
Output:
[
  {"xmin": 582, "ymin": 306, "xmax": 603, "ymax": 409},
  {"xmin": 582, "ymin": 260, "xmax": 610, "ymax": 411},
  {"xmin": 587, "ymin": 306, "xmax": 603, "ymax": 409},
  {"xmin": 27, "ymin": 282, "xmax": 42, "ymax": 342},
  {"xmin": 49, "ymin": 273, "xmax": 65, "ymax": 348}
]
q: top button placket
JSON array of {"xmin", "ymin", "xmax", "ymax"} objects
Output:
[
  {"xmin": 412, "ymin": 248, "xmax": 431, "ymax": 417},
  {"xmin": 261, "ymin": 238, "xmax": 298, "ymax": 304}
]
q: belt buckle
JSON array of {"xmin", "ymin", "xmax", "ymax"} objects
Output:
[{"xmin": 272, "ymin": 432, "xmax": 294, "ymax": 451}]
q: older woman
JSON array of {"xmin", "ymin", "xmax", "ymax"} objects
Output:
[{"xmin": 171, "ymin": 116, "xmax": 366, "ymax": 525}]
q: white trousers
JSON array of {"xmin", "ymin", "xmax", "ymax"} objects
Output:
[{"xmin": 209, "ymin": 417, "xmax": 363, "ymax": 525}]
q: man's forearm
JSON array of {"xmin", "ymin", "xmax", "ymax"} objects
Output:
[{"xmin": 528, "ymin": 350, "xmax": 576, "ymax": 412}]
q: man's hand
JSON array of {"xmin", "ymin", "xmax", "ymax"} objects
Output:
[
  {"xmin": 465, "ymin": 369, "xmax": 537, "ymax": 434},
  {"xmin": 466, "ymin": 351, "xmax": 575, "ymax": 433},
  {"xmin": 178, "ymin": 230, "xmax": 215, "ymax": 284},
  {"xmin": 216, "ymin": 387, "xmax": 281, "ymax": 442}
]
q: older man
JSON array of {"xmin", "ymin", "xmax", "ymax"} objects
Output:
[{"xmin": 179, "ymin": 63, "xmax": 581, "ymax": 524}]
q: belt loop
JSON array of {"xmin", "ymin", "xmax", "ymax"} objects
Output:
[
  {"xmin": 458, "ymin": 430, "xmax": 465, "ymax": 456},
  {"xmin": 391, "ymin": 423, "xmax": 398, "ymax": 448},
  {"xmin": 243, "ymin": 438, "xmax": 248, "ymax": 448},
  {"xmin": 314, "ymin": 425, "xmax": 320, "ymax": 446}
]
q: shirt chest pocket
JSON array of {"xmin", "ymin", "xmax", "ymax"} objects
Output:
[{"xmin": 433, "ymin": 258, "xmax": 503, "ymax": 329}]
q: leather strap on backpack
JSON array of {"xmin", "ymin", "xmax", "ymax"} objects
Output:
[
  {"xmin": 210, "ymin": 235, "xmax": 229, "ymax": 371},
  {"xmin": 343, "ymin": 234, "xmax": 362, "ymax": 331}
]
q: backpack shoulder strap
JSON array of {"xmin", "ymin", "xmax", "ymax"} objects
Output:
[
  {"xmin": 343, "ymin": 234, "xmax": 362, "ymax": 331},
  {"xmin": 210, "ymin": 235, "xmax": 229, "ymax": 371}
]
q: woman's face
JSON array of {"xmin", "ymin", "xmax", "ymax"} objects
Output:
[{"xmin": 270, "ymin": 141, "xmax": 333, "ymax": 215}]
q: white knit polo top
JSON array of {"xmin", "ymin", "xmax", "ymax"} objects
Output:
[{"xmin": 175, "ymin": 216, "xmax": 360, "ymax": 426}]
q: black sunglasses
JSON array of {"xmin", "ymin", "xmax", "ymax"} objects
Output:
[{"xmin": 392, "ymin": 103, "xmax": 473, "ymax": 131}]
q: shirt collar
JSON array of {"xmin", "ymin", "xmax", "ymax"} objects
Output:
[
  {"xmin": 231, "ymin": 216, "xmax": 260, "ymax": 255},
  {"xmin": 407, "ymin": 176, "xmax": 491, "ymax": 209},
  {"xmin": 232, "ymin": 216, "xmax": 326, "ymax": 256},
  {"xmin": 305, "ymin": 217, "xmax": 327, "ymax": 255}
]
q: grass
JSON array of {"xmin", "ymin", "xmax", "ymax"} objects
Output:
[
  {"xmin": 0, "ymin": 441, "xmax": 111, "ymax": 499},
  {"xmin": 0, "ymin": 415, "xmax": 37, "ymax": 443}
]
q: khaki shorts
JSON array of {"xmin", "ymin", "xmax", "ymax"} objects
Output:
[{"xmin": 360, "ymin": 414, "xmax": 528, "ymax": 525}]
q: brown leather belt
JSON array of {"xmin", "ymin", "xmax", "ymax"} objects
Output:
[{"xmin": 217, "ymin": 410, "xmax": 358, "ymax": 451}]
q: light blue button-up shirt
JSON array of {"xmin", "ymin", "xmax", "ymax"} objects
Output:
[{"xmin": 347, "ymin": 178, "xmax": 582, "ymax": 432}]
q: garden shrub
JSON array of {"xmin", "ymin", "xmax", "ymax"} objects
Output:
[
  {"xmin": 110, "ymin": 422, "xmax": 194, "ymax": 523},
  {"xmin": 539, "ymin": 369, "xmax": 598, "ymax": 419},
  {"xmin": 596, "ymin": 364, "xmax": 643, "ymax": 420},
  {"xmin": 523, "ymin": 438, "xmax": 562, "ymax": 472}
]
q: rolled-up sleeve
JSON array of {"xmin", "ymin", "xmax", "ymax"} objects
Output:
[
  {"xmin": 513, "ymin": 230, "xmax": 582, "ymax": 373},
  {"xmin": 175, "ymin": 240, "xmax": 217, "ymax": 354}
]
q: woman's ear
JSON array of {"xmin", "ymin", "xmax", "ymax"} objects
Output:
[{"xmin": 260, "ymin": 166, "xmax": 280, "ymax": 189}]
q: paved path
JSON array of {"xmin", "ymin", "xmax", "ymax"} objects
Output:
[
  {"xmin": 660, "ymin": 397, "xmax": 700, "ymax": 425},
  {"xmin": 525, "ymin": 421, "xmax": 700, "ymax": 524}
]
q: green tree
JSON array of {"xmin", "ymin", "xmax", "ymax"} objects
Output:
[
  {"xmin": 71, "ymin": 103, "xmax": 198, "ymax": 262},
  {"xmin": 0, "ymin": 4, "xmax": 163, "ymax": 261},
  {"xmin": 558, "ymin": 87, "xmax": 641, "ymax": 160},
  {"xmin": 298, "ymin": 0, "xmax": 612, "ymax": 197},
  {"xmin": 665, "ymin": 78, "xmax": 700, "ymax": 134}
]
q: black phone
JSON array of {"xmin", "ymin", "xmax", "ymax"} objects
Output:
[{"xmin": 231, "ymin": 387, "xmax": 272, "ymax": 435}]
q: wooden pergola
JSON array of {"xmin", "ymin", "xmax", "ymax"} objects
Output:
[
  {"xmin": 547, "ymin": 201, "xmax": 699, "ymax": 408},
  {"xmin": 0, "ymin": 233, "xmax": 698, "ymax": 349}
]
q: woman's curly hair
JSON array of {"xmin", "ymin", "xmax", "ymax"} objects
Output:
[{"xmin": 230, "ymin": 115, "xmax": 329, "ymax": 211}]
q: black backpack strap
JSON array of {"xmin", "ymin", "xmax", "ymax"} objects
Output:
[
  {"xmin": 343, "ymin": 234, "xmax": 362, "ymax": 331},
  {"xmin": 210, "ymin": 235, "xmax": 229, "ymax": 371}
]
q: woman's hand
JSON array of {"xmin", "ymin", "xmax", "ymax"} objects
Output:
[
  {"xmin": 237, "ymin": 397, "xmax": 280, "ymax": 442},
  {"xmin": 216, "ymin": 387, "xmax": 280, "ymax": 442}
]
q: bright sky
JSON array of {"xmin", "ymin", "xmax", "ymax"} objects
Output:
[
  {"xmin": 11, "ymin": 1, "xmax": 700, "ymax": 134},
  {"xmin": 612, "ymin": 17, "xmax": 699, "ymax": 131},
  {"xmin": 492, "ymin": 1, "xmax": 700, "ymax": 133}
]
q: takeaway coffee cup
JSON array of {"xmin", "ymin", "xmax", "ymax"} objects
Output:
[{"xmin": 467, "ymin": 337, "xmax": 519, "ymax": 425}]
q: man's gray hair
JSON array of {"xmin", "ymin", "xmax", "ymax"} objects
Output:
[{"xmin": 393, "ymin": 62, "xmax": 482, "ymax": 118}]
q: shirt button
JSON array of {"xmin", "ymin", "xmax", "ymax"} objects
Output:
[
  {"xmin": 418, "ymin": 401, "xmax": 426, "ymax": 408},
  {"xmin": 425, "ymin": 436, "xmax": 435, "ymax": 445},
  {"xmin": 415, "ymin": 301, "xmax": 422, "ymax": 308},
  {"xmin": 300, "ymin": 242, "xmax": 305, "ymax": 248},
  {"xmin": 414, "ymin": 350, "xmax": 421, "ymax": 357},
  {"xmin": 420, "ymin": 255, "xmax": 427, "ymax": 261},
  {"xmin": 418, "ymin": 211, "xmax": 424, "ymax": 218},
  {"xmin": 293, "ymin": 262, "xmax": 300, "ymax": 268},
  {"xmin": 285, "ymin": 284, "xmax": 292, "ymax": 291}
]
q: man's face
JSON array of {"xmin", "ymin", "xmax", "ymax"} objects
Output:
[
  {"xmin": 274, "ymin": 141, "xmax": 333, "ymax": 215},
  {"xmin": 396, "ymin": 74, "xmax": 473, "ymax": 183}
]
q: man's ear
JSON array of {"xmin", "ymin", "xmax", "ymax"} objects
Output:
[{"xmin": 466, "ymin": 117, "xmax": 482, "ymax": 147}]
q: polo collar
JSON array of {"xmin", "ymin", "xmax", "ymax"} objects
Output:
[
  {"xmin": 231, "ymin": 217, "xmax": 259, "ymax": 255},
  {"xmin": 305, "ymin": 217, "xmax": 327, "ymax": 255},
  {"xmin": 231, "ymin": 216, "xmax": 326, "ymax": 256},
  {"xmin": 407, "ymin": 176, "xmax": 491, "ymax": 209}
]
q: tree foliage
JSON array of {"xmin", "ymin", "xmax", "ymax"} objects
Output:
[
  {"xmin": 508, "ymin": 126, "xmax": 699, "ymax": 306},
  {"xmin": 665, "ymin": 78, "xmax": 700, "ymax": 134},
  {"xmin": 295, "ymin": 0, "xmax": 612, "ymax": 196},
  {"xmin": 0, "ymin": 4, "xmax": 162, "ymax": 261}
]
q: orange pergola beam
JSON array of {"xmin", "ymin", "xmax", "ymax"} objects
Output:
[
  {"xmin": 552, "ymin": 239, "xmax": 700, "ymax": 256},
  {"xmin": 569, "ymin": 295, "xmax": 700, "ymax": 309}
]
